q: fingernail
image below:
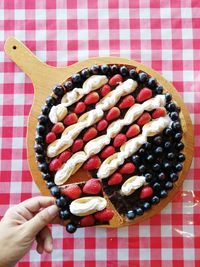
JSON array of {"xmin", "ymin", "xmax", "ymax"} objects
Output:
[{"xmin": 48, "ymin": 205, "xmax": 59, "ymax": 216}]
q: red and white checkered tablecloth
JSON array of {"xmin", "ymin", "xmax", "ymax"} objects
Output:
[{"xmin": 0, "ymin": 0, "xmax": 199, "ymax": 266}]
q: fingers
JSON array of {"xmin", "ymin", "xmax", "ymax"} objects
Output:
[
  {"xmin": 36, "ymin": 226, "xmax": 53, "ymax": 254},
  {"xmin": 36, "ymin": 235, "xmax": 44, "ymax": 254},
  {"xmin": 19, "ymin": 196, "xmax": 55, "ymax": 213}
]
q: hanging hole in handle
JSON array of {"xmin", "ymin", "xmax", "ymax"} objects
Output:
[{"xmin": 13, "ymin": 45, "xmax": 17, "ymax": 50}]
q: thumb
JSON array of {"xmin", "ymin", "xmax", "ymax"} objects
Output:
[{"xmin": 25, "ymin": 205, "xmax": 59, "ymax": 236}]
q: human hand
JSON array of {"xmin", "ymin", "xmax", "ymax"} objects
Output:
[{"xmin": 0, "ymin": 196, "xmax": 62, "ymax": 267}]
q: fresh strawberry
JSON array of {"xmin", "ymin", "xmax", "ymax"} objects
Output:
[
  {"xmin": 108, "ymin": 172, "xmax": 123, "ymax": 185},
  {"xmin": 83, "ymin": 127, "xmax": 97, "ymax": 142},
  {"xmin": 97, "ymin": 119, "xmax": 108, "ymax": 131},
  {"xmin": 100, "ymin": 146, "xmax": 115, "ymax": 158},
  {"xmin": 84, "ymin": 92, "xmax": 99, "ymax": 105},
  {"xmin": 136, "ymin": 88, "xmax": 152, "ymax": 102},
  {"xmin": 100, "ymin": 84, "xmax": 111, "ymax": 97},
  {"xmin": 137, "ymin": 112, "xmax": 151, "ymax": 126},
  {"xmin": 45, "ymin": 132, "xmax": 56, "ymax": 144},
  {"xmin": 113, "ymin": 133, "xmax": 127, "ymax": 147},
  {"xmin": 119, "ymin": 95, "xmax": 135, "ymax": 109},
  {"xmin": 152, "ymin": 107, "xmax": 166, "ymax": 119},
  {"xmin": 106, "ymin": 107, "xmax": 120, "ymax": 121},
  {"xmin": 83, "ymin": 155, "xmax": 101, "ymax": 171},
  {"xmin": 119, "ymin": 163, "xmax": 135, "ymax": 174},
  {"xmin": 59, "ymin": 150, "xmax": 72, "ymax": 162},
  {"xmin": 126, "ymin": 124, "xmax": 140, "ymax": 138},
  {"xmin": 140, "ymin": 186, "xmax": 153, "ymax": 199},
  {"xmin": 83, "ymin": 178, "xmax": 102, "ymax": 195},
  {"xmin": 72, "ymin": 139, "xmax": 84, "ymax": 153},
  {"xmin": 94, "ymin": 208, "xmax": 114, "ymax": 222},
  {"xmin": 62, "ymin": 184, "xmax": 82, "ymax": 200},
  {"xmin": 109, "ymin": 74, "xmax": 123, "ymax": 86},
  {"xmin": 49, "ymin": 158, "xmax": 62, "ymax": 172},
  {"xmin": 63, "ymin": 113, "xmax": 78, "ymax": 126},
  {"xmin": 80, "ymin": 215, "xmax": 95, "ymax": 227},
  {"xmin": 52, "ymin": 122, "xmax": 65, "ymax": 134},
  {"xmin": 74, "ymin": 102, "xmax": 86, "ymax": 114}
]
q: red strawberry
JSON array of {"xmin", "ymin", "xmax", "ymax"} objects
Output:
[
  {"xmin": 120, "ymin": 163, "xmax": 135, "ymax": 174},
  {"xmin": 106, "ymin": 107, "xmax": 120, "ymax": 121},
  {"xmin": 113, "ymin": 133, "xmax": 127, "ymax": 147},
  {"xmin": 100, "ymin": 146, "xmax": 115, "ymax": 159},
  {"xmin": 59, "ymin": 150, "xmax": 72, "ymax": 162},
  {"xmin": 62, "ymin": 184, "xmax": 82, "ymax": 200},
  {"xmin": 108, "ymin": 172, "xmax": 123, "ymax": 185},
  {"xmin": 94, "ymin": 208, "xmax": 114, "ymax": 222},
  {"xmin": 74, "ymin": 102, "xmax": 86, "ymax": 114},
  {"xmin": 83, "ymin": 178, "xmax": 102, "ymax": 195},
  {"xmin": 49, "ymin": 158, "xmax": 62, "ymax": 172},
  {"xmin": 136, "ymin": 88, "xmax": 152, "ymax": 102},
  {"xmin": 83, "ymin": 155, "xmax": 101, "ymax": 171},
  {"xmin": 72, "ymin": 139, "xmax": 84, "ymax": 153},
  {"xmin": 109, "ymin": 74, "xmax": 123, "ymax": 86},
  {"xmin": 84, "ymin": 92, "xmax": 100, "ymax": 105},
  {"xmin": 126, "ymin": 124, "xmax": 140, "ymax": 138},
  {"xmin": 152, "ymin": 107, "xmax": 166, "ymax": 119},
  {"xmin": 119, "ymin": 95, "xmax": 135, "ymax": 109},
  {"xmin": 45, "ymin": 132, "xmax": 56, "ymax": 144},
  {"xmin": 100, "ymin": 84, "xmax": 111, "ymax": 97},
  {"xmin": 97, "ymin": 119, "xmax": 108, "ymax": 131},
  {"xmin": 83, "ymin": 127, "xmax": 97, "ymax": 142},
  {"xmin": 80, "ymin": 215, "xmax": 95, "ymax": 227},
  {"xmin": 64, "ymin": 113, "xmax": 78, "ymax": 126},
  {"xmin": 137, "ymin": 112, "xmax": 151, "ymax": 126},
  {"xmin": 140, "ymin": 186, "xmax": 153, "ymax": 199},
  {"xmin": 52, "ymin": 122, "xmax": 65, "ymax": 134}
]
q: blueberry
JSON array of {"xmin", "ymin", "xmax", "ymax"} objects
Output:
[
  {"xmin": 155, "ymin": 85, "xmax": 163, "ymax": 94},
  {"xmin": 143, "ymin": 202, "xmax": 151, "ymax": 210},
  {"xmin": 167, "ymin": 152, "xmax": 175, "ymax": 161},
  {"xmin": 120, "ymin": 66, "xmax": 128, "ymax": 76},
  {"xmin": 170, "ymin": 112, "xmax": 179, "ymax": 121},
  {"xmin": 152, "ymin": 183, "xmax": 161, "ymax": 191},
  {"xmin": 172, "ymin": 121, "xmax": 182, "ymax": 132},
  {"xmin": 164, "ymin": 141, "xmax": 171, "ymax": 149},
  {"xmin": 36, "ymin": 154, "xmax": 45, "ymax": 163},
  {"xmin": 177, "ymin": 153, "xmax": 185, "ymax": 162},
  {"xmin": 146, "ymin": 154, "xmax": 154, "ymax": 163},
  {"xmin": 46, "ymin": 96, "xmax": 56, "ymax": 107},
  {"xmin": 37, "ymin": 124, "xmax": 45, "ymax": 135},
  {"xmin": 163, "ymin": 162, "xmax": 171, "ymax": 171},
  {"xmin": 138, "ymin": 148, "xmax": 145, "ymax": 155},
  {"xmin": 138, "ymin": 72, "xmax": 148, "ymax": 83},
  {"xmin": 163, "ymin": 127, "xmax": 173, "ymax": 137},
  {"xmin": 174, "ymin": 132, "xmax": 182, "ymax": 142},
  {"xmin": 35, "ymin": 135, "xmax": 44, "ymax": 144},
  {"xmin": 127, "ymin": 210, "xmax": 136, "ymax": 220},
  {"xmin": 132, "ymin": 155, "xmax": 140, "ymax": 165},
  {"xmin": 135, "ymin": 207, "xmax": 144, "ymax": 215},
  {"xmin": 155, "ymin": 146, "xmax": 163, "ymax": 155},
  {"xmin": 56, "ymin": 196, "xmax": 69, "ymax": 208},
  {"xmin": 34, "ymin": 144, "xmax": 44, "ymax": 154},
  {"xmin": 175, "ymin": 142, "xmax": 184, "ymax": 151},
  {"xmin": 72, "ymin": 73, "xmax": 81, "ymax": 84},
  {"xmin": 129, "ymin": 69, "xmax": 138, "ymax": 79},
  {"xmin": 139, "ymin": 165, "xmax": 146, "ymax": 174},
  {"xmin": 81, "ymin": 68, "xmax": 90, "ymax": 79},
  {"xmin": 165, "ymin": 181, "xmax": 173, "ymax": 190},
  {"xmin": 160, "ymin": 190, "xmax": 168, "ymax": 198},
  {"xmin": 46, "ymin": 181, "xmax": 56, "ymax": 189},
  {"xmin": 50, "ymin": 186, "xmax": 60, "ymax": 198},
  {"xmin": 42, "ymin": 173, "xmax": 52, "ymax": 181},
  {"xmin": 60, "ymin": 209, "xmax": 70, "ymax": 220},
  {"xmin": 143, "ymin": 142, "xmax": 152, "ymax": 151},
  {"xmin": 165, "ymin": 93, "xmax": 172, "ymax": 102},
  {"xmin": 90, "ymin": 65, "xmax": 100, "ymax": 75},
  {"xmin": 38, "ymin": 114, "xmax": 47, "ymax": 124},
  {"xmin": 151, "ymin": 196, "xmax": 160, "ymax": 204},
  {"xmin": 66, "ymin": 223, "xmax": 77, "ymax": 233},
  {"xmin": 42, "ymin": 105, "xmax": 50, "ymax": 115},
  {"xmin": 110, "ymin": 65, "xmax": 119, "ymax": 74},
  {"xmin": 148, "ymin": 77, "xmax": 157, "ymax": 88},
  {"xmin": 170, "ymin": 172, "xmax": 178, "ymax": 182},
  {"xmin": 53, "ymin": 85, "xmax": 64, "ymax": 97},
  {"xmin": 38, "ymin": 162, "xmax": 48, "ymax": 172},
  {"xmin": 101, "ymin": 64, "xmax": 110, "ymax": 74},
  {"xmin": 166, "ymin": 102, "xmax": 177, "ymax": 112},
  {"xmin": 158, "ymin": 172, "xmax": 166, "ymax": 180},
  {"xmin": 145, "ymin": 173, "xmax": 153, "ymax": 183},
  {"xmin": 175, "ymin": 163, "xmax": 183, "ymax": 172},
  {"xmin": 64, "ymin": 80, "xmax": 73, "ymax": 90},
  {"xmin": 153, "ymin": 163, "xmax": 161, "ymax": 172},
  {"xmin": 153, "ymin": 136, "xmax": 162, "ymax": 145}
]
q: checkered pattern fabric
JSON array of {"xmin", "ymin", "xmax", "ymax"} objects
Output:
[{"xmin": 0, "ymin": 0, "xmax": 199, "ymax": 266}]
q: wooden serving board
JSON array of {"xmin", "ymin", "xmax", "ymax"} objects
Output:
[{"xmin": 4, "ymin": 37, "xmax": 194, "ymax": 227}]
